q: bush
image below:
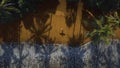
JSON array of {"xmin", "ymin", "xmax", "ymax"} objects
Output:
[{"xmin": 85, "ymin": 12, "xmax": 120, "ymax": 44}]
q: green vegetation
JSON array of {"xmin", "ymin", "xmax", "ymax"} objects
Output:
[
  {"xmin": 82, "ymin": 0, "xmax": 120, "ymax": 44},
  {"xmin": 86, "ymin": 16, "xmax": 113, "ymax": 44},
  {"xmin": 0, "ymin": 0, "xmax": 20, "ymax": 23},
  {"xmin": 0, "ymin": 0, "xmax": 44, "ymax": 23},
  {"xmin": 84, "ymin": 12, "xmax": 120, "ymax": 44}
]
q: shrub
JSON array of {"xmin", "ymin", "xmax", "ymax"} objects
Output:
[{"xmin": 85, "ymin": 12, "xmax": 120, "ymax": 45}]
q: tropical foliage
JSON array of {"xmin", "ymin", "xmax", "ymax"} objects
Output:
[
  {"xmin": 0, "ymin": 0, "xmax": 20, "ymax": 23},
  {"xmin": 0, "ymin": 0, "xmax": 44, "ymax": 23},
  {"xmin": 85, "ymin": 12, "xmax": 120, "ymax": 44},
  {"xmin": 82, "ymin": 0, "xmax": 120, "ymax": 44},
  {"xmin": 107, "ymin": 12, "xmax": 120, "ymax": 28}
]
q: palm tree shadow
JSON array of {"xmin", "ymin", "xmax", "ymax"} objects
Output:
[
  {"xmin": 46, "ymin": 37, "xmax": 56, "ymax": 44},
  {"xmin": 22, "ymin": 13, "xmax": 36, "ymax": 32},
  {"xmin": 65, "ymin": 0, "xmax": 79, "ymax": 27},
  {"xmin": 89, "ymin": 41, "xmax": 120, "ymax": 68},
  {"xmin": 34, "ymin": 0, "xmax": 59, "ymax": 27},
  {"xmin": 34, "ymin": 44, "xmax": 58, "ymax": 68},
  {"xmin": 60, "ymin": 46, "xmax": 85, "ymax": 68},
  {"xmin": 27, "ymin": 21, "xmax": 52, "ymax": 44},
  {"xmin": 22, "ymin": 0, "xmax": 59, "ymax": 44},
  {"xmin": 67, "ymin": 33, "xmax": 84, "ymax": 47},
  {"xmin": 0, "ymin": 43, "xmax": 29, "ymax": 68},
  {"xmin": 0, "ymin": 43, "xmax": 17, "ymax": 68},
  {"xmin": 14, "ymin": 44, "xmax": 29, "ymax": 68}
]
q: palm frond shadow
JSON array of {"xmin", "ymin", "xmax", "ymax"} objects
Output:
[
  {"xmin": 34, "ymin": 44, "xmax": 58, "ymax": 68},
  {"xmin": 46, "ymin": 37, "xmax": 56, "ymax": 44},
  {"xmin": 23, "ymin": 0, "xmax": 59, "ymax": 44},
  {"xmin": 65, "ymin": 0, "xmax": 79, "ymax": 27},
  {"xmin": 27, "ymin": 21, "xmax": 52, "ymax": 44},
  {"xmin": 0, "ymin": 43, "xmax": 16, "ymax": 68},
  {"xmin": 60, "ymin": 45, "xmax": 85, "ymax": 68},
  {"xmin": 67, "ymin": 33, "xmax": 84, "ymax": 47},
  {"xmin": 14, "ymin": 44, "xmax": 29, "ymax": 68},
  {"xmin": 0, "ymin": 43, "xmax": 29, "ymax": 68}
]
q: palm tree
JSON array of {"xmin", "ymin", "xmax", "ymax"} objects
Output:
[{"xmin": 0, "ymin": 0, "xmax": 20, "ymax": 23}]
